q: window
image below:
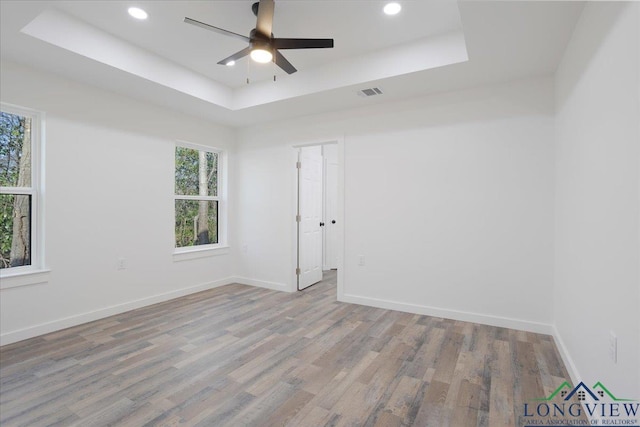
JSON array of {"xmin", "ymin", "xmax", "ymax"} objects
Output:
[
  {"xmin": 0, "ymin": 104, "xmax": 42, "ymax": 273},
  {"xmin": 174, "ymin": 143, "xmax": 223, "ymax": 251}
]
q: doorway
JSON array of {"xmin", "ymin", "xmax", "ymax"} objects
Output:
[{"xmin": 296, "ymin": 143, "xmax": 340, "ymax": 291}]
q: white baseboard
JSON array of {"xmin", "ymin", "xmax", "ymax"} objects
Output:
[
  {"xmin": 232, "ymin": 276, "xmax": 292, "ymax": 292},
  {"xmin": 550, "ymin": 326, "xmax": 595, "ymax": 423},
  {"xmin": 0, "ymin": 277, "xmax": 235, "ymax": 346},
  {"xmin": 550, "ymin": 325, "xmax": 581, "ymax": 384},
  {"xmin": 340, "ymin": 293, "xmax": 554, "ymax": 335}
]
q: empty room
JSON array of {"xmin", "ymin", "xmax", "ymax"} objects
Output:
[{"xmin": 0, "ymin": 0, "xmax": 638, "ymax": 426}]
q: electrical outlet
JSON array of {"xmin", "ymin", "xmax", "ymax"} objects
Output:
[
  {"xmin": 117, "ymin": 257, "xmax": 126, "ymax": 270},
  {"xmin": 609, "ymin": 331, "xmax": 617, "ymax": 364},
  {"xmin": 358, "ymin": 255, "xmax": 365, "ymax": 266}
]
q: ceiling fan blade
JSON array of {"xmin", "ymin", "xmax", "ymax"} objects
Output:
[
  {"xmin": 217, "ymin": 47, "xmax": 252, "ymax": 65},
  {"xmin": 255, "ymin": 0, "xmax": 275, "ymax": 37},
  {"xmin": 273, "ymin": 38, "xmax": 334, "ymax": 50},
  {"xmin": 184, "ymin": 17, "xmax": 250, "ymax": 43},
  {"xmin": 274, "ymin": 50, "xmax": 297, "ymax": 74}
]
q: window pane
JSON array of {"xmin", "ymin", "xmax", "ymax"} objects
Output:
[
  {"xmin": 175, "ymin": 147, "xmax": 218, "ymax": 197},
  {"xmin": 0, "ymin": 194, "xmax": 31, "ymax": 269},
  {"xmin": 175, "ymin": 200, "xmax": 218, "ymax": 247},
  {"xmin": 0, "ymin": 111, "xmax": 32, "ymax": 187}
]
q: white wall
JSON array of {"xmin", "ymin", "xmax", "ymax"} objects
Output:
[
  {"xmin": 0, "ymin": 61, "xmax": 238, "ymax": 345},
  {"xmin": 237, "ymin": 78, "xmax": 556, "ymax": 332},
  {"xmin": 554, "ymin": 2, "xmax": 640, "ymax": 397}
]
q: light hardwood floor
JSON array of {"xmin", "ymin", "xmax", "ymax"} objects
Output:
[{"xmin": 1, "ymin": 271, "xmax": 578, "ymax": 426}]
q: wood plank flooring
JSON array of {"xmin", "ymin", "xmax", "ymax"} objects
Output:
[{"xmin": 1, "ymin": 271, "xmax": 578, "ymax": 426}]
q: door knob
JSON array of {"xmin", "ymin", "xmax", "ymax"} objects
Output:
[
  {"xmin": 320, "ymin": 222, "xmax": 325, "ymax": 227},
  {"xmin": 331, "ymin": 220, "xmax": 336, "ymax": 224}
]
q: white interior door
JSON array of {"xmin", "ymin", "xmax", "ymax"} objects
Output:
[
  {"xmin": 323, "ymin": 145, "xmax": 339, "ymax": 270},
  {"xmin": 298, "ymin": 146, "xmax": 323, "ymax": 290}
]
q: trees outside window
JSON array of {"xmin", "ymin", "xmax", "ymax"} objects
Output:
[
  {"xmin": 0, "ymin": 104, "xmax": 41, "ymax": 271},
  {"xmin": 174, "ymin": 144, "xmax": 221, "ymax": 249}
]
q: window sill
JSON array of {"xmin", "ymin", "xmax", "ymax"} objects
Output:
[
  {"xmin": 172, "ymin": 246, "xmax": 230, "ymax": 262},
  {"xmin": 0, "ymin": 269, "xmax": 50, "ymax": 290}
]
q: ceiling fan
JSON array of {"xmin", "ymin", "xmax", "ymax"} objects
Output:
[{"xmin": 184, "ymin": 0, "xmax": 334, "ymax": 75}]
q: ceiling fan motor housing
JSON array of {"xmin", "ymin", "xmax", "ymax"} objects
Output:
[{"xmin": 249, "ymin": 29, "xmax": 274, "ymax": 55}]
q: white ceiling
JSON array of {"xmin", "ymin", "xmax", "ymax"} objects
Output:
[
  {"xmin": 0, "ymin": 1, "xmax": 584, "ymax": 127},
  {"xmin": 52, "ymin": 1, "xmax": 464, "ymax": 88}
]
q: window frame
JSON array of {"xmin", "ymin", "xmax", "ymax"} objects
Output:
[
  {"xmin": 0, "ymin": 102, "xmax": 46, "ymax": 282},
  {"xmin": 173, "ymin": 140, "xmax": 227, "ymax": 256}
]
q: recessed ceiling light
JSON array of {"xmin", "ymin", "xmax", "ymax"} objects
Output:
[
  {"xmin": 383, "ymin": 2, "xmax": 402, "ymax": 15},
  {"xmin": 226, "ymin": 60, "xmax": 236, "ymax": 67},
  {"xmin": 128, "ymin": 7, "xmax": 148, "ymax": 20}
]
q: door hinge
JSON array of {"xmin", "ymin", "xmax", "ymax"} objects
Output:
[
  {"xmin": 296, "ymin": 214, "xmax": 301, "ymax": 222},
  {"xmin": 296, "ymin": 267, "xmax": 301, "ymax": 275},
  {"xmin": 296, "ymin": 161, "xmax": 301, "ymax": 169}
]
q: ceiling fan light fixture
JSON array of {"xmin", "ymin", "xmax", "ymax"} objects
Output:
[
  {"xmin": 128, "ymin": 7, "xmax": 148, "ymax": 20},
  {"xmin": 383, "ymin": 2, "xmax": 402, "ymax": 15},
  {"xmin": 250, "ymin": 48, "xmax": 273, "ymax": 63}
]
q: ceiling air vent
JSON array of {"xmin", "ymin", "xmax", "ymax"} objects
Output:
[{"xmin": 358, "ymin": 87, "xmax": 384, "ymax": 97}]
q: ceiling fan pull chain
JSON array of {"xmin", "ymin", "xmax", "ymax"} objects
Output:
[{"xmin": 246, "ymin": 55, "xmax": 251, "ymax": 85}]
